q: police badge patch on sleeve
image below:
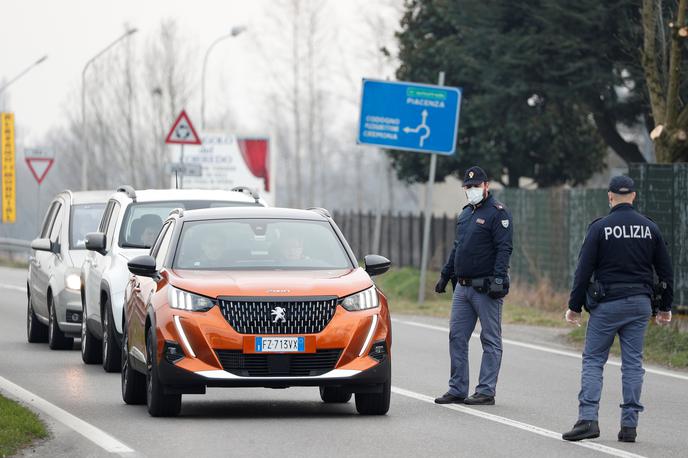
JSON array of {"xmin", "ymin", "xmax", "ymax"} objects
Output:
[{"xmin": 501, "ymin": 219, "xmax": 509, "ymax": 228}]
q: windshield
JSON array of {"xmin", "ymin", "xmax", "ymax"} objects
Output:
[
  {"xmin": 119, "ymin": 200, "xmax": 259, "ymax": 249},
  {"xmin": 173, "ymin": 219, "xmax": 353, "ymax": 270},
  {"xmin": 69, "ymin": 203, "xmax": 106, "ymax": 249}
]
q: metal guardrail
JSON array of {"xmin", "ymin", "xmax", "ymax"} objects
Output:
[
  {"xmin": 0, "ymin": 237, "xmax": 31, "ymax": 250},
  {"xmin": 0, "ymin": 237, "xmax": 32, "ymax": 265}
]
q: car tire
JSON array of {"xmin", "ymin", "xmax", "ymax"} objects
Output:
[
  {"xmin": 27, "ymin": 291, "xmax": 48, "ymax": 343},
  {"xmin": 319, "ymin": 386, "xmax": 352, "ymax": 403},
  {"xmin": 121, "ymin": 325, "xmax": 146, "ymax": 405},
  {"xmin": 48, "ymin": 295, "xmax": 74, "ymax": 350},
  {"xmin": 101, "ymin": 296, "xmax": 122, "ymax": 373},
  {"xmin": 81, "ymin": 308, "xmax": 102, "ymax": 364},
  {"xmin": 355, "ymin": 367, "xmax": 391, "ymax": 415},
  {"xmin": 146, "ymin": 327, "xmax": 181, "ymax": 417}
]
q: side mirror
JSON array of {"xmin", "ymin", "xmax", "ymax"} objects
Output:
[
  {"xmin": 31, "ymin": 238, "xmax": 54, "ymax": 253},
  {"xmin": 364, "ymin": 254, "xmax": 391, "ymax": 277},
  {"xmin": 85, "ymin": 232, "xmax": 107, "ymax": 255},
  {"xmin": 128, "ymin": 255, "xmax": 159, "ymax": 278}
]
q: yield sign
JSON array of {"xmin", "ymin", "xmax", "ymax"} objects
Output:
[
  {"xmin": 25, "ymin": 158, "xmax": 54, "ymax": 184},
  {"xmin": 165, "ymin": 110, "xmax": 201, "ymax": 145}
]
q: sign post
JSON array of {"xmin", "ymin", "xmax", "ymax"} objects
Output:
[
  {"xmin": 357, "ymin": 74, "xmax": 461, "ymax": 303},
  {"xmin": 1, "ymin": 113, "xmax": 16, "ymax": 224},
  {"xmin": 165, "ymin": 110, "xmax": 202, "ymax": 188},
  {"xmin": 25, "ymin": 148, "xmax": 55, "ymax": 227}
]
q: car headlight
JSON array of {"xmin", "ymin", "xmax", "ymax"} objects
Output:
[
  {"xmin": 168, "ymin": 286, "xmax": 216, "ymax": 312},
  {"xmin": 65, "ymin": 273, "xmax": 81, "ymax": 291},
  {"xmin": 341, "ymin": 286, "xmax": 379, "ymax": 311}
]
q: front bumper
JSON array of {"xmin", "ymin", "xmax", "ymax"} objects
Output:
[
  {"xmin": 55, "ymin": 288, "xmax": 84, "ymax": 336},
  {"xmin": 153, "ymin": 304, "xmax": 391, "ymax": 392}
]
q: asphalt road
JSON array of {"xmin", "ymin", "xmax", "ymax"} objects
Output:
[{"xmin": 1, "ymin": 266, "xmax": 686, "ymax": 458}]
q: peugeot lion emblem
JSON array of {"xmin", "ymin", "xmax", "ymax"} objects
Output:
[{"xmin": 271, "ymin": 306, "xmax": 287, "ymax": 323}]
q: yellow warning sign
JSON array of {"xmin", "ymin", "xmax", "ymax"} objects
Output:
[{"xmin": 1, "ymin": 113, "xmax": 16, "ymax": 223}]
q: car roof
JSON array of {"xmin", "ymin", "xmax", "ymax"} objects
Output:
[
  {"xmin": 111, "ymin": 188, "xmax": 258, "ymax": 204},
  {"xmin": 178, "ymin": 206, "xmax": 329, "ymax": 222},
  {"xmin": 62, "ymin": 190, "xmax": 112, "ymax": 205}
]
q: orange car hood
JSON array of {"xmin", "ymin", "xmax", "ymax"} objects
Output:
[{"xmin": 167, "ymin": 267, "xmax": 373, "ymax": 299}]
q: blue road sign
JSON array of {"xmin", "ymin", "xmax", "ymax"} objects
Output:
[{"xmin": 357, "ymin": 79, "xmax": 462, "ymax": 155}]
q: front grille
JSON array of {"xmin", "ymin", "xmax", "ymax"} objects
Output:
[
  {"xmin": 215, "ymin": 349, "xmax": 342, "ymax": 377},
  {"xmin": 218, "ymin": 296, "xmax": 338, "ymax": 334}
]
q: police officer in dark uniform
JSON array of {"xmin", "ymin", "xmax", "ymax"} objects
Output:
[
  {"xmin": 434, "ymin": 166, "xmax": 513, "ymax": 406},
  {"xmin": 562, "ymin": 175, "xmax": 673, "ymax": 443}
]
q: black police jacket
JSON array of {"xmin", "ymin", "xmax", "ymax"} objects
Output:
[
  {"xmin": 441, "ymin": 194, "xmax": 513, "ymax": 281},
  {"xmin": 568, "ymin": 203, "xmax": 674, "ymax": 312}
]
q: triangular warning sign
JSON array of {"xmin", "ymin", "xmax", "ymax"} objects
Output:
[
  {"xmin": 25, "ymin": 158, "xmax": 55, "ymax": 185},
  {"xmin": 165, "ymin": 110, "xmax": 202, "ymax": 145}
]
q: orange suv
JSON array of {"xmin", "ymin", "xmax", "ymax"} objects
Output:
[{"xmin": 121, "ymin": 206, "xmax": 392, "ymax": 417}]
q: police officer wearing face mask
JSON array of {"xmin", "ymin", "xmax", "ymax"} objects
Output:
[
  {"xmin": 434, "ymin": 166, "xmax": 513, "ymax": 406},
  {"xmin": 562, "ymin": 175, "xmax": 673, "ymax": 443}
]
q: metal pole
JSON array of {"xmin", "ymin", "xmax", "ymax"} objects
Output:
[
  {"xmin": 418, "ymin": 71, "xmax": 445, "ymax": 304},
  {"xmin": 80, "ymin": 28, "xmax": 138, "ymax": 190},
  {"xmin": 0, "ymin": 55, "xmax": 48, "ymax": 96},
  {"xmin": 179, "ymin": 144, "xmax": 184, "ymax": 189},
  {"xmin": 201, "ymin": 26, "xmax": 246, "ymax": 130}
]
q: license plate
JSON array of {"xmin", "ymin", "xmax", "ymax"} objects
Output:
[{"xmin": 255, "ymin": 337, "xmax": 305, "ymax": 353}]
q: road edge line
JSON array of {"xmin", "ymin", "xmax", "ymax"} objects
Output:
[
  {"xmin": 391, "ymin": 386, "xmax": 647, "ymax": 458},
  {"xmin": 391, "ymin": 318, "xmax": 688, "ymax": 381},
  {"xmin": 0, "ymin": 375, "xmax": 135, "ymax": 454}
]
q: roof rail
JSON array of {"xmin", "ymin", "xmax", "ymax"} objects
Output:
[
  {"xmin": 306, "ymin": 207, "xmax": 332, "ymax": 219},
  {"xmin": 61, "ymin": 189, "xmax": 74, "ymax": 201},
  {"xmin": 231, "ymin": 186, "xmax": 260, "ymax": 204},
  {"xmin": 168, "ymin": 207, "xmax": 184, "ymax": 218},
  {"xmin": 116, "ymin": 185, "xmax": 136, "ymax": 201}
]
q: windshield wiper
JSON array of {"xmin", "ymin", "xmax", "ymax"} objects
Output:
[{"xmin": 121, "ymin": 243, "xmax": 150, "ymax": 249}]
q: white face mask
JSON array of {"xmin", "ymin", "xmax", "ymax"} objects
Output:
[{"xmin": 465, "ymin": 186, "xmax": 484, "ymax": 205}]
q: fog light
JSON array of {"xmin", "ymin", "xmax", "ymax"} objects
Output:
[
  {"xmin": 65, "ymin": 274, "xmax": 81, "ymax": 291},
  {"xmin": 369, "ymin": 340, "xmax": 387, "ymax": 362},
  {"xmin": 66, "ymin": 310, "xmax": 83, "ymax": 323},
  {"xmin": 164, "ymin": 341, "xmax": 185, "ymax": 364}
]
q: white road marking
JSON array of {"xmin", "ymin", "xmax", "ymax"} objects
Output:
[
  {"xmin": 0, "ymin": 283, "xmax": 27, "ymax": 293},
  {"xmin": 392, "ymin": 386, "xmax": 647, "ymax": 458},
  {"xmin": 0, "ymin": 375, "xmax": 135, "ymax": 455},
  {"xmin": 392, "ymin": 318, "xmax": 688, "ymax": 381}
]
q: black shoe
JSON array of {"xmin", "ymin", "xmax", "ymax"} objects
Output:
[
  {"xmin": 618, "ymin": 426, "xmax": 637, "ymax": 443},
  {"xmin": 463, "ymin": 393, "xmax": 495, "ymax": 405},
  {"xmin": 434, "ymin": 392, "xmax": 465, "ymax": 404},
  {"xmin": 562, "ymin": 420, "xmax": 600, "ymax": 441}
]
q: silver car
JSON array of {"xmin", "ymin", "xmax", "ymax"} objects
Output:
[{"xmin": 27, "ymin": 190, "xmax": 110, "ymax": 349}]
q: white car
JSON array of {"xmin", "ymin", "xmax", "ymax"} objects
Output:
[
  {"xmin": 80, "ymin": 185, "xmax": 265, "ymax": 371},
  {"xmin": 27, "ymin": 190, "xmax": 110, "ymax": 349}
]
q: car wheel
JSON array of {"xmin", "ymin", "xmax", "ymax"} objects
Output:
[
  {"xmin": 355, "ymin": 366, "xmax": 391, "ymax": 415},
  {"xmin": 121, "ymin": 325, "xmax": 146, "ymax": 405},
  {"xmin": 145, "ymin": 327, "xmax": 181, "ymax": 417},
  {"xmin": 81, "ymin": 309, "xmax": 102, "ymax": 364},
  {"xmin": 319, "ymin": 386, "xmax": 352, "ymax": 403},
  {"xmin": 48, "ymin": 295, "xmax": 74, "ymax": 350},
  {"xmin": 101, "ymin": 297, "xmax": 122, "ymax": 373},
  {"xmin": 26, "ymin": 291, "xmax": 48, "ymax": 343}
]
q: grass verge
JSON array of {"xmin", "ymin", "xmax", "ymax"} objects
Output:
[
  {"xmin": 376, "ymin": 267, "xmax": 567, "ymax": 327},
  {"xmin": 0, "ymin": 256, "xmax": 29, "ymax": 269},
  {"xmin": 0, "ymin": 394, "xmax": 48, "ymax": 457},
  {"xmin": 568, "ymin": 318, "xmax": 688, "ymax": 369}
]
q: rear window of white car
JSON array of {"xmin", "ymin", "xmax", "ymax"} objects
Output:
[
  {"xmin": 119, "ymin": 200, "xmax": 259, "ymax": 249},
  {"xmin": 70, "ymin": 203, "xmax": 106, "ymax": 249}
]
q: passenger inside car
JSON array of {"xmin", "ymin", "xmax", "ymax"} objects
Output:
[{"xmin": 131, "ymin": 214, "xmax": 162, "ymax": 248}]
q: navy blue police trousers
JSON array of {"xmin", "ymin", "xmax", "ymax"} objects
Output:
[
  {"xmin": 578, "ymin": 294, "xmax": 652, "ymax": 427},
  {"xmin": 448, "ymin": 285, "xmax": 503, "ymax": 397}
]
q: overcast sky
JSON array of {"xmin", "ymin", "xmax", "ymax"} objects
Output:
[{"xmin": 0, "ymin": 0, "xmax": 397, "ymax": 146}]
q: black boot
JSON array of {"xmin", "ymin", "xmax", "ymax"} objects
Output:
[
  {"xmin": 434, "ymin": 392, "xmax": 465, "ymax": 404},
  {"xmin": 463, "ymin": 393, "xmax": 495, "ymax": 405},
  {"xmin": 562, "ymin": 420, "xmax": 600, "ymax": 441},
  {"xmin": 618, "ymin": 426, "xmax": 637, "ymax": 443}
]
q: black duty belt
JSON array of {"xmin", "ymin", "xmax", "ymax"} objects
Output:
[
  {"xmin": 605, "ymin": 283, "xmax": 650, "ymax": 291},
  {"xmin": 457, "ymin": 277, "xmax": 489, "ymax": 287}
]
